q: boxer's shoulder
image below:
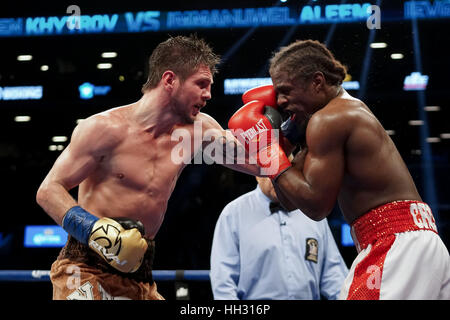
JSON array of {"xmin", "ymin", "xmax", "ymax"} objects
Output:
[
  {"xmin": 73, "ymin": 107, "xmax": 128, "ymax": 150},
  {"xmin": 80, "ymin": 105, "xmax": 128, "ymax": 129},
  {"xmin": 307, "ymin": 113, "xmax": 350, "ymax": 150},
  {"xmin": 310, "ymin": 100, "xmax": 355, "ymax": 130},
  {"xmin": 316, "ymin": 97, "xmax": 374, "ymax": 129},
  {"xmin": 307, "ymin": 99, "xmax": 367, "ymax": 146},
  {"xmin": 197, "ymin": 112, "xmax": 216, "ymax": 125},
  {"xmin": 324, "ymin": 95, "xmax": 365, "ymax": 115},
  {"xmin": 96, "ymin": 104, "xmax": 132, "ymax": 127},
  {"xmin": 196, "ymin": 112, "xmax": 224, "ymax": 133}
]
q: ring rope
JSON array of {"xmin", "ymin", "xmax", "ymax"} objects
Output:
[{"xmin": 0, "ymin": 270, "xmax": 210, "ymax": 282}]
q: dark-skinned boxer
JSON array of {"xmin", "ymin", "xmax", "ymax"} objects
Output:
[{"xmin": 228, "ymin": 40, "xmax": 450, "ymax": 299}]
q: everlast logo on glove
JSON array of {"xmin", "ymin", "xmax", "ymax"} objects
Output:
[
  {"xmin": 228, "ymin": 95, "xmax": 292, "ymax": 180},
  {"xmin": 240, "ymin": 119, "xmax": 269, "ymax": 144}
]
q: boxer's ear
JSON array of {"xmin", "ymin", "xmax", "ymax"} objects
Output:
[
  {"xmin": 312, "ymin": 71, "xmax": 325, "ymax": 92},
  {"xmin": 162, "ymin": 70, "xmax": 176, "ymax": 91}
]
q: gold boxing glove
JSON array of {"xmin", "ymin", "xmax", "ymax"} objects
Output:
[{"xmin": 88, "ymin": 218, "xmax": 148, "ymax": 273}]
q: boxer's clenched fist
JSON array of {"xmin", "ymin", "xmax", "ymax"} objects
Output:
[
  {"xmin": 228, "ymin": 100, "xmax": 291, "ymax": 180},
  {"xmin": 62, "ymin": 206, "xmax": 148, "ymax": 273}
]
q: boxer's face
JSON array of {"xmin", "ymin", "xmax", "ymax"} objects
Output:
[
  {"xmin": 272, "ymin": 70, "xmax": 321, "ymax": 125},
  {"xmin": 172, "ymin": 65, "xmax": 213, "ymax": 123}
]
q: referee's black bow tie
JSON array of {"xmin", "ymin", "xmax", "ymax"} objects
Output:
[{"xmin": 269, "ymin": 202, "xmax": 285, "ymax": 213}]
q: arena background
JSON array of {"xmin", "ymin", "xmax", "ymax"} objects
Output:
[{"xmin": 0, "ymin": 0, "xmax": 449, "ymax": 300}]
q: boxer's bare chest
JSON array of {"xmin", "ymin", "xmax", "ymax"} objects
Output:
[
  {"xmin": 80, "ymin": 124, "xmax": 194, "ymax": 235},
  {"xmin": 104, "ymin": 125, "xmax": 192, "ymax": 194}
]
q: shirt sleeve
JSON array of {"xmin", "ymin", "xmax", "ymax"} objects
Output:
[
  {"xmin": 210, "ymin": 204, "xmax": 241, "ymax": 300},
  {"xmin": 319, "ymin": 220, "xmax": 349, "ymax": 300}
]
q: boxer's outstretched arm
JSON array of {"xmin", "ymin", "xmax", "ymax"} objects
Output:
[
  {"xmin": 36, "ymin": 115, "xmax": 118, "ymax": 225},
  {"xmin": 200, "ymin": 113, "xmax": 263, "ymax": 176},
  {"xmin": 273, "ymin": 113, "xmax": 346, "ymax": 221}
]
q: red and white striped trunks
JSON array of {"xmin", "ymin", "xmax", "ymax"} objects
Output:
[{"xmin": 339, "ymin": 200, "xmax": 450, "ymax": 300}]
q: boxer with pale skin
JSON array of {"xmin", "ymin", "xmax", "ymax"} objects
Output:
[
  {"xmin": 36, "ymin": 35, "xmax": 259, "ymax": 300},
  {"xmin": 37, "ymin": 65, "xmax": 254, "ymax": 239}
]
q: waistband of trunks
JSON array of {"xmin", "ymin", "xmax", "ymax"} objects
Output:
[
  {"xmin": 58, "ymin": 235, "xmax": 156, "ymax": 284},
  {"xmin": 350, "ymin": 200, "xmax": 438, "ymax": 252}
]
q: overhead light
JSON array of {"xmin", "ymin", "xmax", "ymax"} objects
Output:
[
  {"xmin": 49, "ymin": 145, "xmax": 65, "ymax": 151},
  {"xmin": 390, "ymin": 53, "xmax": 404, "ymax": 60},
  {"xmin": 411, "ymin": 149, "xmax": 422, "ymax": 155},
  {"xmin": 408, "ymin": 120, "xmax": 424, "ymax": 126},
  {"xmin": 426, "ymin": 137, "xmax": 440, "ymax": 143},
  {"xmin": 440, "ymin": 133, "xmax": 450, "ymax": 139},
  {"xmin": 40, "ymin": 65, "xmax": 49, "ymax": 71},
  {"xmin": 17, "ymin": 55, "xmax": 33, "ymax": 61},
  {"xmin": 424, "ymin": 106, "xmax": 440, "ymax": 112},
  {"xmin": 97, "ymin": 63, "xmax": 112, "ymax": 69},
  {"xmin": 14, "ymin": 115, "xmax": 31, "ymax": 122},
  {"xmin": 52, "ymin": 136, "xmax": 68, "ymax": 143},
  {"xmin": 370, "ymin": 42, "xmax": 387, "ymax": 49},
  {"xmin": 119, "ymin": 75, "xmax": 125, "ymax": 82},
  {"xmin": 101, "ymin": 52, "xmax": 117, "ymax": 58},
  {"xmin": 385, "ymin": 130, "xmax": 395, "ymax": 136}
]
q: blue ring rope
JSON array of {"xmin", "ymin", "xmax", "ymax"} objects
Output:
[{"xmin": 0, "ymin": 270, "xmax": 210, "ymax": 282}]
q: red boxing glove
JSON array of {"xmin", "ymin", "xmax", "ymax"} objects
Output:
[
  {"xmin": 242, "ymin": 84, "xmax": 297, "ymax": 155},
  {"xmin": 242, "ymin": 84, "xmax": 277, "ymax": 108},
  {"xmin": 228, "ymin": 100, "xmax": 291, "ymax": 180}
]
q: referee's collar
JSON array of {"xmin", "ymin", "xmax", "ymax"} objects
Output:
[
  {"xmin": 255, "ymin": 185, "xmax": 288, "ymax": 216},
  {"xmin": 255, "ymin": 185, "xmax": 271, "ymax": 203}
]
